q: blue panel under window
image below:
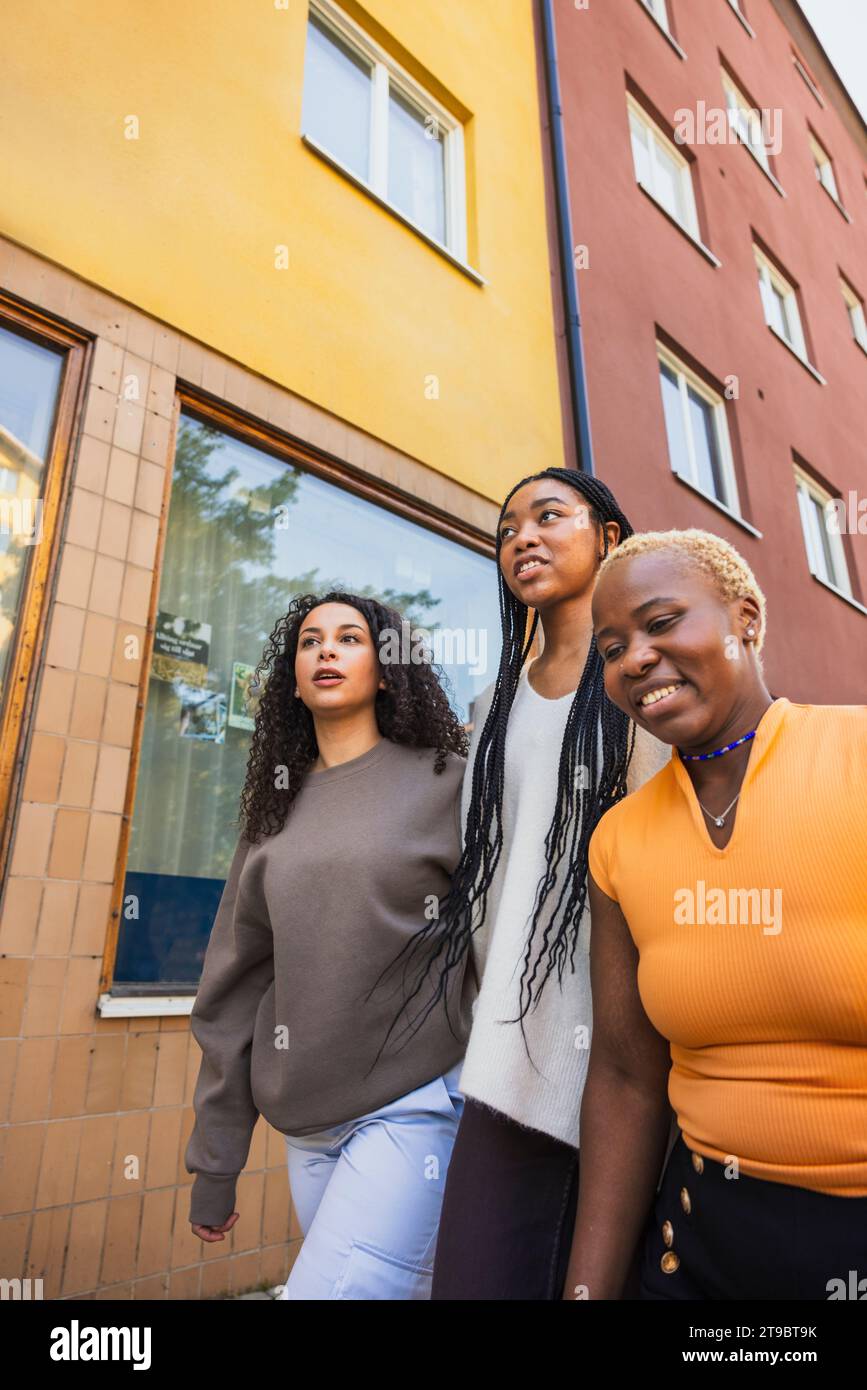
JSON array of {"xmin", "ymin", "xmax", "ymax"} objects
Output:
[{"xmin": 115, "ymin": 871, "xmax": 225, "ymax": 986}]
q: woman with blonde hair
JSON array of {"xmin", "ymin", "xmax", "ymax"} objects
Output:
[{"xmin": 564, "ymin": 528, "xmax": 867, "ymax": 1300}]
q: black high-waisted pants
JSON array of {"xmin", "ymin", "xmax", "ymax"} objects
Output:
[{"xmin": 430, "ymin": 1098, "xmax": 580, "ymax": 1300}]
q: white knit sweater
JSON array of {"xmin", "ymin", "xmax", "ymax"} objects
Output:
[{"xmin": 457, "ymin": 664, "xmax": 671, "ymax": 1148}]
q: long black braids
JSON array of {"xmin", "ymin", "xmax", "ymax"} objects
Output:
[{"xmin": 370, "ymin": 468, "xmax": 636, "ymax": 1066}]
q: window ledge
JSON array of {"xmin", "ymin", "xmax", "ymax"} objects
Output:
[
  {"xmin": 737, "ymin": 136, "xmax": 786, "ymax": 197},
  {"xmin": 811, "ymin": 572, "xmax": 867, "ymax": 617},
  {"xmin": 301, "ymin": 134, "xmax": 486, "ymax": 287},
  {"xmin": 818, "ymin": 183, "xmax": 852, "ymax": 223},
  {"xmin": 672, "ymin": 470, "xmax": 763, "ymax": 538},
  {"xmin": 636, "ymin": 182, "xmax": 721, "ymax": 266},
  {"xmin": 727, "ymin": 2, "xmax": 756, "ymax": 39},
  {"xmin": 98, "ymin": 991, "xmax": 195, "ymax": 1018},
  {"xmin": 794, "ymin": 60, "xmax": 825, "ymax": 109},
  {"xmin": 767, "ymin": 324, "xmax": 826, "ymax": 383},
  {"xmin": 636, "ymin": 1, "xmax": 687, "ymax": 59}
]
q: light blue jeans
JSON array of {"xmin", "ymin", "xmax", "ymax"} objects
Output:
[{"xmin": 278, "ymin": 1060, "xmax": 465, "ymax": 1300}]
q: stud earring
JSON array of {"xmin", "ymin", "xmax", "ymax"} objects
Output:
[{"xmin": 746, "ymin": 627, "xmax": 755, "ymax": 638}]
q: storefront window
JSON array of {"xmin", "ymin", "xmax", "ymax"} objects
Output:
[
  {"xmin": 0, "ymin": 324, "xmax": 64, "ymax": 720},
  {"xmin": 115, "ymin": 411, "xmax": 500, "ymax": 987}
]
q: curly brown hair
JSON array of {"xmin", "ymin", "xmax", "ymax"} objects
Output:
[{"xmin": 237, "ymin": 591, "xmax": 469, "ymax": 843}]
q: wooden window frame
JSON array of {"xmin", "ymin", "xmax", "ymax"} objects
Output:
[
  {"xmin": 0, "ymin": 294, "xmax": 90, "ymax": 889},
  {"xmin": 99, "ymin": 384, "xmax": 496, "ymax": 1007}
]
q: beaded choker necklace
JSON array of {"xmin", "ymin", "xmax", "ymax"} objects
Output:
[{"xmin": 677, "ymin": 729, "xmax": 756, "ymax": 764}]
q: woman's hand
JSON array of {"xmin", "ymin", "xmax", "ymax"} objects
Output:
[
  {"xmin": 191, "ymin": 1211, "xmax": 240, "ymax": 1243},
  {"xmin": 561, "ymin": 874, "xmax": 672, "ymax": 1299}
]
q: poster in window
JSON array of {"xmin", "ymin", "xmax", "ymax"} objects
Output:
[
  {"xmin": 228, "ymin": 661, "xmax": 260, "ymax": 731},
  {"xmin": 176, "ymin": 683, "xmax": 227, "ymax": 743},
  {"xmin": 152, "ymin": 611, "xmax": 211, "ymax": 687}
]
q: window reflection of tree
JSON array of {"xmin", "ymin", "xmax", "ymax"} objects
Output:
[{"xmin": 130, "ymin": 416, "xmax": 446, "ymax": 885}]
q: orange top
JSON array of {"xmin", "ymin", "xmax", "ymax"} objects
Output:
[{"xmin": 588, "ymin": 698, "xmax": 867, "ymax": 1196}]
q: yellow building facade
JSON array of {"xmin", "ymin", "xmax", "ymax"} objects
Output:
[
  {"xmin": 0, "ymin": 2, "xmax": 566, "ymax": 1297},
  {"xmin": 4, "ymin": 0, "xmax": 564, "ymax": 492}
]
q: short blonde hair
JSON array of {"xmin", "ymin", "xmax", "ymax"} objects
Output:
[{"xmin": 597, "ymin": 528, "xmax": 767, "ymax": 653}]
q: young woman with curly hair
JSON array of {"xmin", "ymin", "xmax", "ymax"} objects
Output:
[
  {"xmin": 184, "ymin": 591, "xmax": 475, "ymax": 1300},
  {"xmin": 565, "ymin": 529, "xmax": 867, "ymax": 1300}
]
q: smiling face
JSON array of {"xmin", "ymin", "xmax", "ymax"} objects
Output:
[
  {"xmin": 498, "ymin": 479, "xmax": 620, "ymax": 610},
  {"xmin": 294, "ymin": 602, "xmax": 385, "ymax": 718},
  {"xmin": 592, "ymin": 550, "xmax": 765, "ymax": 749}
]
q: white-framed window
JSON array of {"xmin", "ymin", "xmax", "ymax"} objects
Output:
[
  {"xmin": 301, "ymin": 0, "xmax": 466, "ymax": 258},
  {"xmin": 627, "ymin": 96, "xmax": 699, "ymax": 238},
  {"xmin": 640, "ymin": 0, "xmax": 672, "ymax": 34},
  {"xmin": 840, "ymin": 277, "xmax": 867, "ymax": 352},
  {"xmin": 754, "ymin": 246, "xmax": 808, "ymax": 361},
  {"xmin": 794, "ymin": 467, "xmax": 853, "ymax": 598},
  {"xmin": 722, "ymin": 70, "xmax": 771, "ymax": 174},
  {"xmin": 726, "ymin": 0, "xmax": 756, "ymax": 36},
  {"xmin": 657, "ymin": 344, "xmax": 740, "ymax": 512},
  {"xmin": 809, "ymin": 131, "xmax": 840, "ymax": 202},
  {"xmin": 792, "ymin": 48, "xmax": 823, "ymax": 106}
]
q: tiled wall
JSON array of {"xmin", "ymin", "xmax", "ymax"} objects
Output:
[{"xmin": 0, "ymin": 237, "xmax": 498, "ymax": 1299}]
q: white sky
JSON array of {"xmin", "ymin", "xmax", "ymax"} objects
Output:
[{"xmin": 797, "ymin": 0, "xmax": 867, "ymax": 124}]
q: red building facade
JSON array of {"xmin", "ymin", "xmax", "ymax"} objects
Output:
[{"xmin": 549, "ymin": 0, "xmax": 867, "ymax": 702}]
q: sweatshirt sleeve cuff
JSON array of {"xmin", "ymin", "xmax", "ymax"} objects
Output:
[{"xmin": 189, "ymin": 1172, "xmax": 239, "ymax": 1227}]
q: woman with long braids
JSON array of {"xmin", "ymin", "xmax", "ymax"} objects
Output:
[
  {"xmin": 405, "ymin": 467, "xmax": 670, "ymax": 1300},
  {"xmin": 184, "ymin": 591, "xmax": 475, "ymax": 1299}
]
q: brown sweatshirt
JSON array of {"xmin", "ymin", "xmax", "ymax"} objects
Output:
[{"xmin": 185, "ymin": 738, "xmax": 473, "ymax": 1227}]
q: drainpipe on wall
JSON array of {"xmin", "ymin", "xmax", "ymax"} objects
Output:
[{"xmin": 539, "ymin": 0, "xmax": 595, "ymax": 476}]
